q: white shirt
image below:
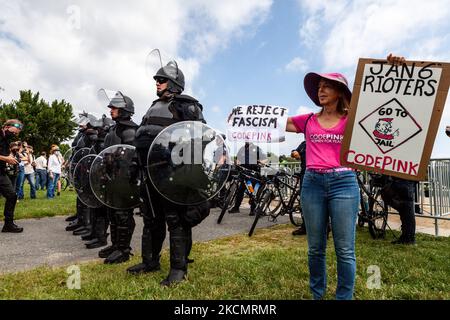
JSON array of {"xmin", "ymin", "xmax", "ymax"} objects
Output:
[
  {"xmin": 34, "ymin": 156, "xmax": 47, "ymax": 170},
  {"xmin": 48, "ymin": 154, "xmax": 62, "ymax": 174},
  {"xmin": 24, "ymin": 154, "xmax": 35, "ymax": 175}
]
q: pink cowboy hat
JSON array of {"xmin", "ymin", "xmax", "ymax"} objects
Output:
[{"xmin": 304, "ymin": 72, "xmax": 352, "ymax": 107}]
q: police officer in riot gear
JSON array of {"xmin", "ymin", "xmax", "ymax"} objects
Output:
[
  {"xmin": 66, "ymin": 113, "xmax": 97, "ymax": 233},
  {"xmin": 81, "ymin": 115, "xmax": 115, "ymax": 249},
  {"xmin": 96, "ymin": 92, "xmax": 139, "ymax": 264},
  {"xmin": 127, "ymin": 61, "xmax": 208, "ymax": 286}
]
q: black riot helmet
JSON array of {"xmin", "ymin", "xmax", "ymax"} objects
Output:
[
  {"xmin": 107, "ymin": 91, "xmax": 135, "ymax": 114},
  {"xmin": 153, "ymin": 60, "xmax": 185, "ymax": 94},
  {"xmin": 91, "ymin": 115, "xmax": 115, "ymax": 132},
  {"xmin": 77, "ymin": 111, "xmax": 97, "ymax": 131}
]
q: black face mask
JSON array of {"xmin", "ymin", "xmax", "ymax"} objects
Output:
[{"xmin": 4, "ymin": 130, "xmax": 16, "ymax": 140}]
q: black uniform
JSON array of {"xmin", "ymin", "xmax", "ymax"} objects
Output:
[
  {"xmin": 98, "ymin": 118, "xmax": 139, "ymax": 263},
  {"xmin": 81, "ymin": 119, "xmax": 112, "ymax": 248},
  {"xmin": 0, "ymin": 130, "xmax": 19, "ymax": 231},
  {"xmin": 66, "ymin": 128, "xmax": 95, "ymax": 233},
  {"xmin": 380, "ymin": 177, "xmax": 417, "ymax": 244},
  {"xmin": 128, "ymin": 94, "xmax": 208, "ymax": 284}
]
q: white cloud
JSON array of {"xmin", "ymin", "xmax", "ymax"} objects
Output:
[
  {"xmin": 295, "ymin": 0, "xmax": 450, "ymax": 157},
  {"xmin": 0, "ymin": 0, "xmax": 272, "ymax": 127},
  {"xmin": 297, "ymin": 0, "xmax": 450, "ymax": 71},
  {"xmin": 284, "ymin": 57, "xmax": 309, "ymax": 73}
]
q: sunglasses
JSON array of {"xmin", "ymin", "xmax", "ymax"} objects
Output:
[
  {"xmin": 9, "ymin": 123, "xmax": 23, "ymax": 129},
  {"xmin": 155, "ymin": 77, "xmax": 168, "ymax": 84}
]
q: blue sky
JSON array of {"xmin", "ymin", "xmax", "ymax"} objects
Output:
[{"xmin": 0, "ymin": 0, "xmax": 449, "ymax": 157}]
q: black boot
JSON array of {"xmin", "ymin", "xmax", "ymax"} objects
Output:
[
  {"xmin": 82, "ymin": 211, "xmax": 97, "ymax": 241},
  {"xmin": 292, "ymin": 224, "xmax": 306, "ymax": 236},
  {"xmin": 73, "ymin": 226, "xmax": 91, "ymax": 236},
  {"xmin": 99, "ymin": 222, "xmax": 116, "ymax": 258},
  {"xmin": 86, "ymin": 215, "xmax": 108, "ymax": 249},
  {"xmin": 67, "ymin": 198, "xmax": 86, "ymax": 231},
  {"xmin": 65, "ymin": 220, "xmax": 82, "ymax": 231},
  {"xmin": 65, "ymin": 214, "xmax": 77, "ymax": 222},
  {"xmin": 104, "ymin": 212, "xmax": 135, "ymax": 264},
  {"xmin": 2, "ymin": 221, "xmax": 24, "ymax": 233},
  {"xmin": 127, "ymin": 226, "xmax": 162, "ymax": 274},
  {"xmin": 160, "ymin": 226, "xmax": 189, "ymax": 287},
  {"xmin": 81, "ymin": 233, "xmax": 96, "ymax": 241}
]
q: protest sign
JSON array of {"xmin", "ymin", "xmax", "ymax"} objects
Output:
[
  {"xmin": 341, "ymin": 58, "xmax": 450, "ymax": 181},
  {"xmin": 226, "ymin": 105, "xmax": 289, "ymax": 143}
]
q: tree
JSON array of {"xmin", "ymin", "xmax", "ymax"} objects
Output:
[
  {"xmin": 59, "ymin": 143, "xmax": 71, "ymax": 158},
  {"xmin": 0, "ymin": 90, "xmax": 77, "ymax": 153}
]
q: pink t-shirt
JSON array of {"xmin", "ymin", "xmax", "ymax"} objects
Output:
[{"xmin": 291, "ymin": 113, "xmax": 348, "ymax": 169}]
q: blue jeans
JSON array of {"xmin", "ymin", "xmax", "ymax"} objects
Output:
[
  {"xmin": 15, "ymin": 166, "xmax": 25, "ymax": 199},
  {"xmin": 47, "ymin": 173, "xmax": 60, "ymax": 198},
  {"xmin": 24, "ymin": 173, "xmax": 36, "ymax": 198},
  {"xmin": 35, "ymin": 169, "xmax": 47, "ymax": 190},
  {"xmin": 301, "ymin": 170, "xmax": 359, "ymax": 300}
]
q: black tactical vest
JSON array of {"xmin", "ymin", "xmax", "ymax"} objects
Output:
[{"xmin": 104, "ymin": 119, "xmax": 138, "ymax": 148}]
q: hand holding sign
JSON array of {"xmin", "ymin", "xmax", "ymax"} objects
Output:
[
  {"xmin": 387, "ymin": 53, "xmax": 406, "ymax": 66},
  {"xmin": 226, "ymin": 105, "xmax": 289, "ymax": 143}
]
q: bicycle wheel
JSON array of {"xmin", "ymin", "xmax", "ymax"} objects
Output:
[
  {"xmin": 265, "ymin": 183, "xmax": 282, "ymax": 215},
  {"xmin": 217, "ymin": 181, "xmax": 235, "ymax": 210},
  {"xmin": 248, "ymin": 189, "xmax": 272, "ymax": 237},
  {"xmin": 217, "ymin": 180, "xmax": 238, "ymax": 224},
  {"xmin": 289, "ymin": 192, "xmax": 303, "ymax": 227},
  {"xmin": 368, "ymin": 195, "xmax": 388, "ymax": 239}
]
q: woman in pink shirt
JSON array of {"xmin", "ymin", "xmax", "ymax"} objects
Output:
[
  {"xmin": 286, "ymin": 54, "xmax": 404, "ymax": 300},
  {"xmin": 287, "ymin": 72, "xmax": 357, "ymax": 300}
]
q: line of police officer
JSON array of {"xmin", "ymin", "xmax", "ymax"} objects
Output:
[{"xmin": 65, "ymin": 60, "xmax": 208, "ymax": 286}]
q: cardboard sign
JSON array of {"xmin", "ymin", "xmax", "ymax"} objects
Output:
[
  {"xmin": 341, "ymin": 58, "xmax": 450, "ymax": 181},
  {"xmin": 226, "ymin": 105, "xmax": 289, "ymax": 143}
]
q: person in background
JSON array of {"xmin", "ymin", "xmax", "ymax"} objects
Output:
[
  {"xmin": 34, "ymin": 151, "xmax": 48, "ymax": 191},
  {"xmin": 380, "ymin": 176, "xmax": 417, "ymax": 245},
  {"xmin": 0, "ymin": 119, "xmax": 24, "ymax": 233},
  {"xmin": 229, "ymin": 142, "xmax": 267, "ymax": 215},
  {"xmin": 22, "ymin": 144, "xmax": 36, "ymax": 199},
  {"xmin": 47, "ymin": 145, "xmax": 62, "ymax": 199},
  {"xmin": 291, "ymin": 141, "xmax": 307, "ymax": 236},
  {"xmin": 6, "ymin": 141, "xmax": 21, "ymax": 190},
  {"xmin": 15, "ymin": 141, "xmax": 27, "ymax": 200}
]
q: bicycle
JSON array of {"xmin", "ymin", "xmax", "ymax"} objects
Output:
[
  {"xmin": 216, "ymin": 165, "xmax": 266, "ymax": 225},
  {"xmin": 214, "ymin": 166, "xmax": 238, "ymax": 210},
  {"xmin": 248, "ymin": 168, "xmax": 304, "ymax": 237},
  {"xmin": 356, "ymin": 171, "xmax": 389, "ymax": 239},
  {"xmin": 59, "ymin": 165, "xmax": 72, "ymax": 191}
]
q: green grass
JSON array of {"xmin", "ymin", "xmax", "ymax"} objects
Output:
[
  {"xmin": 0, "ymin": 184, "xmax": 76, "ymax": 221},
  {"xmin": 0, "ymin": 225, "xmax": 448, "ymax": 300}
]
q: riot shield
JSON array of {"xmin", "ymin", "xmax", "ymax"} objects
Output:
[
  {"xmin": 90, "ymin": 144, "xmax": 140, "ymax": 210},
  {"xmin": 69, "ymin": 147, "xmax": 91, "ymax": 185},
  {"xmin": 147, "ymin": 121, "xmax": 231, "ymax": 205},
  {"xmin": 73, "ymin": 154, "xmax": 103, "ymax": 208}
]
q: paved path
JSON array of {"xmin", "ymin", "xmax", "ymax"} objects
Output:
[{"xmin": 0, "ymin": 206, "xmax": 290, "ymax": 274}]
